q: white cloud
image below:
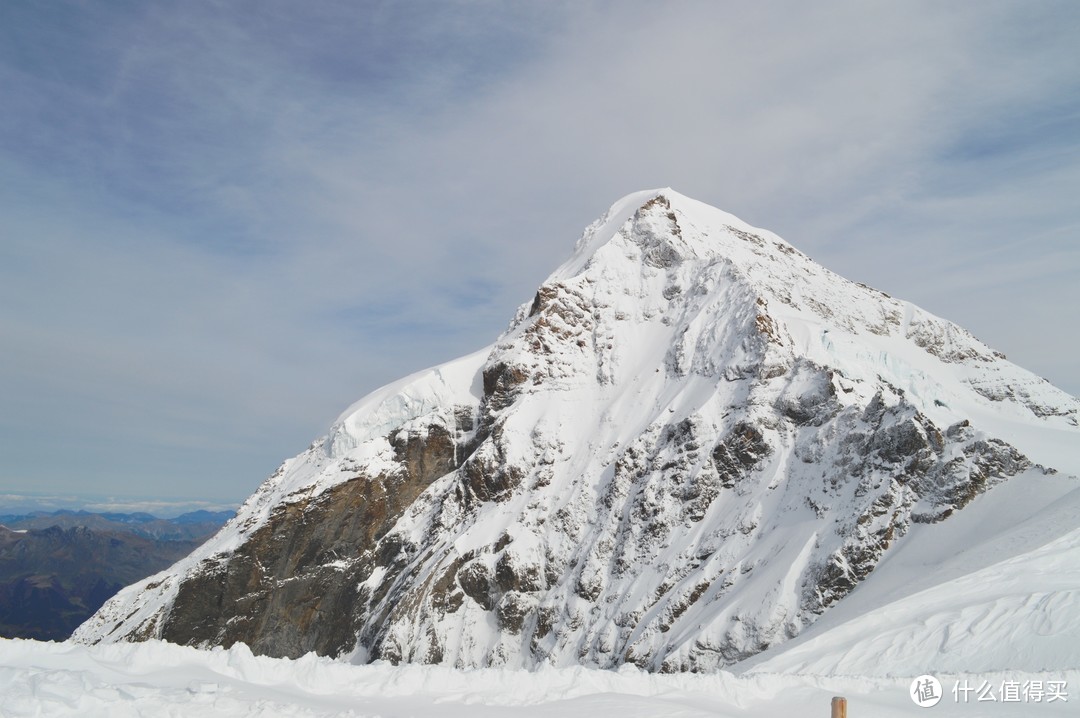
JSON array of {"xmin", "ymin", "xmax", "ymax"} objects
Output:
[{"xmin": 1, "ymin": 0, "xmax": 1077, "ymax": 502}]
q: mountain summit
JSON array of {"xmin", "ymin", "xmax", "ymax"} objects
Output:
[{"xmin": 75, "ymin": 190, "xmax": 1080, "ymax": 672}]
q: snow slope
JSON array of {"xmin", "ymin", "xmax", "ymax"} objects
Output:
[
  {"xmin": 74, "ymin": 189, "xmax": 1080, "ymax": 675},
  {"xmin": 740, "ymin": 471, "xmax": 1080, "ymax": 675},
  {"xmin": 2, "ymin": 638, "xmax": 1075, "ymax": 717}
]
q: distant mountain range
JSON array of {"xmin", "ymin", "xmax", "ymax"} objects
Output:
[
  {"xmin": 0, "ymin": 509, "xmax": 234, "ymax": 542},
  {"xmin": 0, "ymin": 509, "xmax": 232, "ymax": 640}
]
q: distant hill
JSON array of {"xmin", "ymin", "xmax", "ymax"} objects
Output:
[
  {"xmin": 0, "ymin": 509, "xmax": 234, "ymax": 542},
  {"xmin": 0, "ymin": 509, "xmax": 232, "ymax": 640}
]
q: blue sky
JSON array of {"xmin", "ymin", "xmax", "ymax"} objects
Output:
[{"xmin": 2, "ymin": 1, "xmax": 1078, "ymax": 508}]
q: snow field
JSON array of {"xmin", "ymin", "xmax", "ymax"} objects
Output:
[
  {"xmin": 742, "ymin": 470, "xmax": 1080, "ymax": 676},
  {"xmin": 2, "ymin": 638, "xmax": 1075, "ymax": 717}
]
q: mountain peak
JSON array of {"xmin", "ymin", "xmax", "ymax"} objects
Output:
[
  {"xmin": 559, "ymin": 188, "xmax": 764, "ymax": 278},
  {"xmin": 76, "ymin": 191, "xmax": 1080, "ymax": 674}
]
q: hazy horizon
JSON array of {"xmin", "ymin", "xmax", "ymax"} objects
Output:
[{"xmin": 0, "ymin": 491, "xmax": 239, "ymax": 519}]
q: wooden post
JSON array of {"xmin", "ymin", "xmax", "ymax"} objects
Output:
[{"xmin": 831, "ymin": 696, "xmax": 847, "ymax": 718}]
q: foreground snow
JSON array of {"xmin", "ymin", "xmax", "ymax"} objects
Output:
[{"xmin": 1, "ymin": 638, "xmax": 1074, "ymax": 717}]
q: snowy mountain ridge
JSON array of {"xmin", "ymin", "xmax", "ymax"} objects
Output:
[{"xmin": 75, "ymin": 189, "xmax": 1079, "ymax": 674}]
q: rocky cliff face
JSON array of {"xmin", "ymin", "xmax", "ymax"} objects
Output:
[{"xmin": 74, "ymin": 189, "xmax": 1080, "ymax": 671}]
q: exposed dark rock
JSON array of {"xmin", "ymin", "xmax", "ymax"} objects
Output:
[
  {"xmin": 776, "ymin": 368, "xmax": 839, "ymax": 425},
  {"xmin": 160, "ymin": 421, "xmax": 462, "ymax": 659},
  {"xmin": 495, "ymin": 550, "xmax": 543, "ymax": 593},
  {"xmin": 482, "ymin": 362, "xmax": 530, "ymax": 411},
  {"xmin": 496, "ymin": 591, "xmax": 533, "ymax": 634},
  {"xmin": 633, "ymin": 195, "xmax": 684, "ymax": 268},
  {"xmin": 712, "ymin": 423, "xmax": 772, "ymax": 488},
  {"xmin": 461, "ymin": 443, "xmax": 523, "ymax": 504},
  {"xmin": 390, "ymin": 424, "xmax": 457, "ymax": 490},
  {"xmin": 457, "ymin": 562, "xmax": 495, "ymax": 611}
]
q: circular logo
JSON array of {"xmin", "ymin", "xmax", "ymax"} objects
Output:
[{"xmin": 910, "ymin": 675, "xmax": 943, "ymax": 708}]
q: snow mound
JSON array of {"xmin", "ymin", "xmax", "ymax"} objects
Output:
[{"xmin": 1, "ymin": 638, "xmax": 1075, "ymax": 717}]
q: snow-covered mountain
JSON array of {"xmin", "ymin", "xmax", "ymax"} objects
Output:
[{"xmin": 74, "ymin": 189, "xmax": 1080, "ymax": 673}]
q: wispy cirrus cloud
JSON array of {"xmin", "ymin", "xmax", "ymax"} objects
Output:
[{"xmin": 1, "ymin": 1, "xmax": 1077, "ymax": 502}]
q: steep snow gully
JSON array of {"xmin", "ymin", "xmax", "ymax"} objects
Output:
[{"xmin": 74, "ymin": 189, "xmax": 1080, "ymax": 678}]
